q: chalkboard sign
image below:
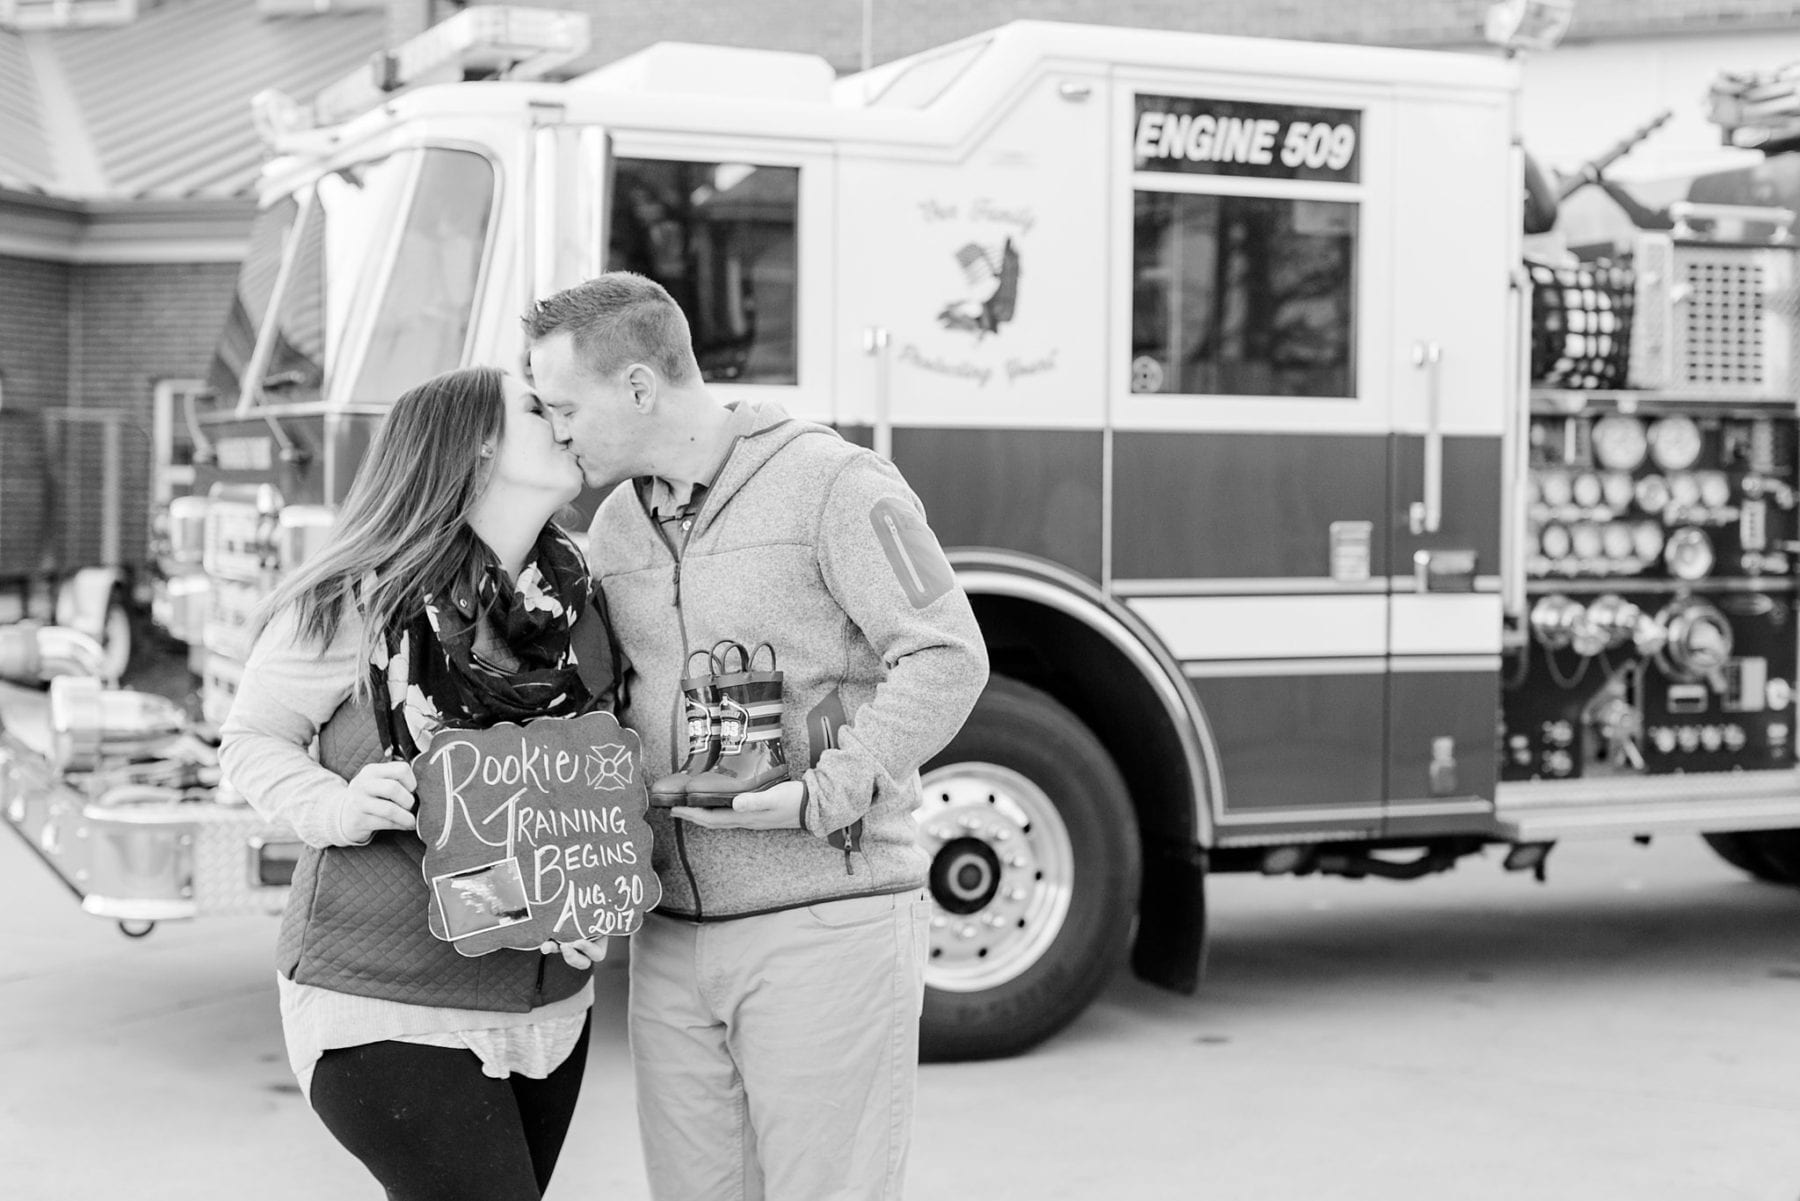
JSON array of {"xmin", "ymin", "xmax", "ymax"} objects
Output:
[{"xmin": 414, "ymin": 710, "xmax": 660, "ymax": 957}]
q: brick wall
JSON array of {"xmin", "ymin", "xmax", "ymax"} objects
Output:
[
  {"xmin": 0, "ymin": 255, "xmax": 68, "ymax": 577},
  {"xmin": 0, "ymin": 254, "xmax": 68, "ymax": 416},
  {"xmin": 60, "ymin": 261, "xmax": 234, "ymax": 570},
  {"xmin": 461, "ymin": 0, "xmax": 1800, "ymax": 72}
]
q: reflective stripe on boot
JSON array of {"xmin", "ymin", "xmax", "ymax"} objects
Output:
[
  {"xmin": 686, "ymin": 643, "xmax": 790, "ymax": 805},
  {"xmin": 649, "ymin": 650, "xmax": 723, "ymax": 806}
]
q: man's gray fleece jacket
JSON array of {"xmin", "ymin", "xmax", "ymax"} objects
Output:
[{"xmin": 588, "ymin": 400, "xmax": 989, "ymax": 920}]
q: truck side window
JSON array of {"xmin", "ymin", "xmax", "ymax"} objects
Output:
[
  {"xmin": 608, "ymin": 158, "xmax": 799, "ymax": 385},
  {"xmin": 1132, "ymin": 192, "xmax": 1357, "ymax": 398}
]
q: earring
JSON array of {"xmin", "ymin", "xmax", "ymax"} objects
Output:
[{"xmin": 479, "ymin": 444, "xmax": 494, "ymax": 459}]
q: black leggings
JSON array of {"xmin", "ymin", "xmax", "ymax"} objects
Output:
[{"xmin": 308, "ymin": 1015, "xmax": 591, "ymax": 1201}]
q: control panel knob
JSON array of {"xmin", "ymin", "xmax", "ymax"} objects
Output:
[{"xmin": 1657, "ymin": 598, "xmax": 1734, "ymax": 680}]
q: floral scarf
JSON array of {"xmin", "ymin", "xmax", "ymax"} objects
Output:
[{"xmin": 373, "ymin": 524, "xmax": 596, "ymax": 759}]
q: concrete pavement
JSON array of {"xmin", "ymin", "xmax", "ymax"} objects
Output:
[{"xmin": 3, "ymin": 812, "xmax": 1800, "ymax": 1199}]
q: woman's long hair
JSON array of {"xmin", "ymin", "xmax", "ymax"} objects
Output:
[{"xmin": 255, "ymin": 365, "xmax": 505, "ymax": 696}]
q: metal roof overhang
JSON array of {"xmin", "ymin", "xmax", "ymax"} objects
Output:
[{"xmin": 0, "ymin": 187, "xmax": 254, "ymax": 263}]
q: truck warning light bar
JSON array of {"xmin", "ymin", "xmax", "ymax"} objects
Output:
[{"xmin": 252, "ymin": 6, "xmax": 590, "ymax": 150}]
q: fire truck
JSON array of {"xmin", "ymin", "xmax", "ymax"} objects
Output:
[{"xmin": 9, "ymin": 6, "xmax": 1800, "ymax": 1062}]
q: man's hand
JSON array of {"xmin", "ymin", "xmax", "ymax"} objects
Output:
[
  {"xmin": 538, "ymin": 938, "xmax": 610, "ymax": 969},
  {"xmin": 671, "ymin": 780, "xmax": 805, "ymax": 829}
]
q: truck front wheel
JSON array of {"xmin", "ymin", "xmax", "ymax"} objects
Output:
[{"xmin": 916, "ymin": 677, "xmax": 1140, "ymax": 1062}]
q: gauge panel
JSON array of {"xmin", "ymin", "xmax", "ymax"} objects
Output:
[
  {"xmin": 1648, "ymin": 416, "xmax": 1703, "ymax": 471},
  {"xmin": 1592, "ymin": 415, "xmax": 1647, "ymax": 470},
  {"xmin": 1511, "ymin": 409, "xmax": 1799, "ymax": 782},
  {"xmin": 1527, "ymin": 412, "xmax": 1797, "ymax": 582},
  {"xmin": 1502, "ymin": 587, "xmax": 1797, "ymax": 781}
]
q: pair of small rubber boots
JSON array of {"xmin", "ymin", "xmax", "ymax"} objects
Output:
[{"xmin": 650, "ymin": 641, "xmax": 789, "ymax": 808}]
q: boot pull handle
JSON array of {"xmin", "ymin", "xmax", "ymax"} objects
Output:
[
  {"xmin": 750, "ymin": 642, "xmax": 778, "ymax": 672},
  {"xmin": 686, "ymin": 649, "xmax": 716, "ymax": 677},
  {"xmin": 710, "ymin": 640, "xmax": 750, "ymax": 674}
]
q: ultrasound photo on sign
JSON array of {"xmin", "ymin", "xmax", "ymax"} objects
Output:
[{"xmin": 432, "ymin": 859, "xmax": 532, "ymax": 940}]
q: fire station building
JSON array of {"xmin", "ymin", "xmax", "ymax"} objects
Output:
[{"xmin": 3, "ymin": 0, "xmax": 1800, "ymax": 578}]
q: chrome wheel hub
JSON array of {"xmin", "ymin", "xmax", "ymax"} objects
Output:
[{"xmin": 915, "ymin": 762, "xmax": 1073, "ymax": 992}]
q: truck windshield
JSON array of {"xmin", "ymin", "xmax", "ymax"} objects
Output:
[
  {"xmin": 205, "ymin": 196, "xmax": 296, "ymax": 408},
  {"xmin": 209, "ymin": 147, "xmax": 495, "ymax": 410}
]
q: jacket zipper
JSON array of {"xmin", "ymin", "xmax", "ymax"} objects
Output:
[
  {"xmin": 637, "ymin": 427, "xmax": 770, "ymax": 918},
  {"xmin": 640, "ymin": 491, "xmax": 711, "ymax": 918},
  {"xmin": 832, "ymin": 819, "xmax": 864, "ymax": 876},
  {"xmin": 666, "ymin": 534, "xmax": 691, "ymax": 662},
  {"xmin": 668, "ymin": 532, "xmax": 702, "ymax": 920},
  {"xmin": 883, "ymin": 512, "xmax": 930, "ymax": 595}
]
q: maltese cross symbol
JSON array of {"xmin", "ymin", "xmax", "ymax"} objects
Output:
[{"xmin": 585, "ymin": 744, "xmax": 633, "ymax": 791}]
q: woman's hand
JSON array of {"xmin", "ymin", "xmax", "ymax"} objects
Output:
[
  {"xmin": 338, "ymin": 760, "xmax": 418, "ymax": 844},
  {"xmin": 538, "ymin": 938, "xmax": 609, "ymax": 969}
]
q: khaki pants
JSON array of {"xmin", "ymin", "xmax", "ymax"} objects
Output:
[{"xmin": 628, "ymin": 890, "xmax": 931, "ymax": 1201}]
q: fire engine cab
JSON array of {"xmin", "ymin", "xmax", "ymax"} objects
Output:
[{"xmin": 8, "ymin": 6, "xmax": 1800, "ymax": 1062}]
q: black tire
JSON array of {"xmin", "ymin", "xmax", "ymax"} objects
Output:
[
  {"xmin": 916, "ymin": 676, "xmax": 1141, "ymax": 1062},
  {"xmin": 1704, "ymin": 830, "xmax": 1800, "ymax": 885},
  {"xmin": 99, "ymin": 589, "xmax": 133, "ymax": 682}
]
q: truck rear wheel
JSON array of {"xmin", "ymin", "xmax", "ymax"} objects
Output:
[
  {"xmin": 916, "ymin": 676, "xmax": 1140, "ymax": 1062},
  {"xmin": 1703, "ymin": 830, "xmax": 1800, "ymax": 884}
]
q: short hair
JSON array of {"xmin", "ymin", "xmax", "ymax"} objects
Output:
[{"xmin": 524, "ymin": 273, "xmax": 701, "ymax": 386}]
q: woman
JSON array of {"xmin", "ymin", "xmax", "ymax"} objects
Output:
[{"xmin": 219, "ymin": 365, "xmax": 618, "ymax": 1201}]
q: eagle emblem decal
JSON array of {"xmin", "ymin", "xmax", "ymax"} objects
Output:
[{"xmin": 937, "ymin": 237, "xmax": 1020, "ymax": 339}]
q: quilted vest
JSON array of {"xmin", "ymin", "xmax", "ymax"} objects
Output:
[{"xmin": 273, "ymin": 688, "xmax": 590, "ymax": 1012}]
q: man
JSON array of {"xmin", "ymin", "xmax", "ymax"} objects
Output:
[{"xmin": 524, "ymin": 272, "xmax": 988, "ymax": 1200}]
